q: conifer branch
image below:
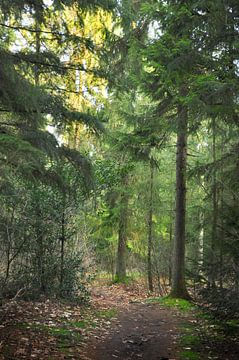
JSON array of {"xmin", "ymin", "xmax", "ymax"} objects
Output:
[{"xmin": 0, "ymin": 22, "xmax": 94, "ymax": 49}]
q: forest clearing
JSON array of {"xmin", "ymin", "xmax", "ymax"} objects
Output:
[{"xmin": 0, "ymin": 0, "xmax": 238, "ymax": 359}]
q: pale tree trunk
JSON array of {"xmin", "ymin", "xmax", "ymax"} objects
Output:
[
  {"xmin": 198, "ymin": 209, "xmax": 205, "ymax": 272},
  {"xmin": 170, "ymin": 102, "xmax": 190, "ymax": 299},
  {"xmin": 147, "ymin": 159, "xmax": 154, "ymax": 292},
  {"xmin": 116, "ymin": 174, "xmax": 129, "ymax": 282}
]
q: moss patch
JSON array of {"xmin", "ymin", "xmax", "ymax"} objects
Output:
[
  {"xmin": 48, "ymin": 327, "xmax": 72, "ymax": 337},
  {"xmin": 95, "ymin": 308, "xmax": 118, "ymax": 319},
  {"xmin": 16, "ymin": 321, "xmax": 81, "ymax": 351},
  {"xmin": 146, "ymin": 296, "xmax": 195, "ymax": 312},
  {"xmin": 69, "ymin": 320, "xmax": 87, "ymax": 329},
  {"xmin": 180, "ymin": 350, "xmax": 200, "ymax": 360},
  {"xmin": 113, "ymin": 275, "xmax": 132, "ymax": 285},
  {"xmin": 69, "ymin": 319, "xmax": 97, "ymax": 330},
  {"xmin": 181, "ymin": 334, "xmax": 200, "ymax": 347}
]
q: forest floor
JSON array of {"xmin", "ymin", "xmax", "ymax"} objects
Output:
[{"xmin": 0, "ymin": 281, "xmax": 239, "ymax": 359}]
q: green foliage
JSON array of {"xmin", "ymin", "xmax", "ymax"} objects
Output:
[
  {"xmin": 0, "ymin": 159, "xmax": 92, "ymax": 302},
  {"xmin": 199, "ymin": 288, "xmax": 239, "ymax": 319},
  {"xmin": 0, "ymin": 0, "xmax": 116, "ymax": 303},
  {"xmin": 59, "ymin": 253, "xmax": 90, "ymax": 303}
]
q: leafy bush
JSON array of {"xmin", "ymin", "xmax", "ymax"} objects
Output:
[
  {"xmin": 199, "ymin": 288, "xmax": 239, "ymax": 319},
  {"xmin": 59, "ymin": 253, "xmax": 90, "ymax": 303}
]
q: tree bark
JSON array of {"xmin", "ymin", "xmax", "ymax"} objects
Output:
[
  {"xmin": 219, "ymin": 137, "xmax": 224, "ymax": 289},
  {"xmin": 168, "ymin": 194, "xmax": 174, "ymax": 286},
  {"xmin": 209, "ymin": 117, "xmax": 217, "ymax": 288},
  {"xmin": 34, "ymin": 10, "xmax": 40, "ymax": 86},
  {"xmin": 147, "ymin": 159, "xmax": 154, "ymax": 292},
  {"xmin": 60, "ymin": 209, "xmax": 66, "ymax": 289},
  {"xmin": 36, "ymin": 229, "xmax": 46, "ymax": 294},
  {"xmin": 170, "ymin": 102, "xmax": 190, "ymax": 299},
  {"xmin": 115, "ymin": 174, "xmax": 129, "ymax": 282}
]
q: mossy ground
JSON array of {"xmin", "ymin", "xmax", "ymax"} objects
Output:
[
  {"xmin": 95, "ymin": 308, "xmax": 118, "ymax": 319},
  {"xmin": 180, "ymin": 350, "xmax": 201, "ymax": 360},
  {"xmin": 146, "ymin": 295, "xmax": 239, "ymax": 358},
  {"xmin": 15, "ymin": 306, "xmax": 118, "ymax": 356},
  {"xmin": 145, "ymin": 296, "xmax": 202, "ymax": 359},
  {"xmin": 3, "ymin": 286, "xmax": 238, "ymax": 359},
  {"xmin": 146, "ymin": 296, "xmax": 195, "ymax": 312}
]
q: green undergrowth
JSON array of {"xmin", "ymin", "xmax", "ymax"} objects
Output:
[
  {"xmin": 180, "ymin": 309, "xmax": 239, "ymax": 359},
  {"xmin": 144, "ymin": 295, "xmax": 239, "ymax": 358},
  {"xmin": 146, "ymin": 296, "xmax": 195, "ymax": 312}
]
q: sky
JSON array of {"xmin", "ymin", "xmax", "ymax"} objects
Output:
[{"xmin": 44, "ymin": 0, "xmax": 53, "ymax": 6}]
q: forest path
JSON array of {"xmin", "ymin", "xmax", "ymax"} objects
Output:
[
  {"xmin": 80, "ymin": 284, "xmax": 188, "ymax": 360},
  {"xmin": 1, "ymin": 283, "xmax": 238, "ymax": 359},
  {"xmin": 0, "ymin": 283, "xmax": 191, "ymax": 359}
]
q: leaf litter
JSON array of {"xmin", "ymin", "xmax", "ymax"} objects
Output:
[{"xmin": 0, "ymin": 282, "xmax": 238, "ymax": 359}]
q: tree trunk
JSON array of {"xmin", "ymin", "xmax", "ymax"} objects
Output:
[
  {"xmin": 198, "ymin": 209, "xmax": 205, "ymax": 273},
  {"xmin": 34, "ymin": 10, "xmax": 40, "ymax": 86},
  {"xmin": 209, "ymin": 117, "xmax": 217, "ymax": 288},
  {"xmin": 37, "ymin": 230, "xmax": 46, "ymax": 294},
  {"xmin": 170, "ymin": 102, "xmax": 190, "ymax": 299},
  {"xmin": 219, "ymin": 195, "xmax": 224, "ymax": 289},
  {"xmin": 60, "ymin": 209, "xmax": 66, "ymax": 289},
  {"xmin": 219, "ymin": 141, "xmax": 224, "ymax": 289},
  {"xmin": 115, "ymin": 174, "xmax": 129, "ymax": 282},
  {"xmin": 147, "ymin": 159, "xmax": 154, "ymax": 292},
  {"xmin": 168, "ymin": 196, "xmax": 174, "ymax": 286},
  {"xmin": 35, "ymin": 200, "xmax": 46, "ymax": 294}
]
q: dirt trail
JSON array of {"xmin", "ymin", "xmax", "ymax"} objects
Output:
[
  {"xmin": 0, "ymin": 284, "xmax": 188, "ymax": 359},
  {"xmin": 1, "ymin": 284, "xmax": 238, "ymax": 359},
  {"xmin": 80, "ymin": 286, "xmax": 185, "ymax": 360}
]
